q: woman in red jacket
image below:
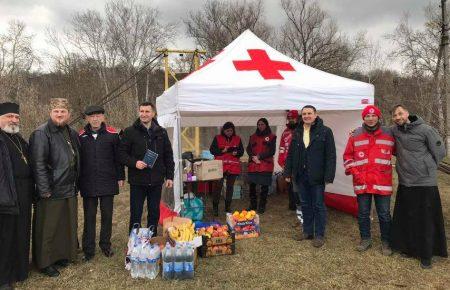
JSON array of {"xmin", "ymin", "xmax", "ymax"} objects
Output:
[
  {"xmin": 209, "ymin": 122, "xmax": 244, "ymax": 216},
  {"xmin": 246, "ymin": 118, "xmax": 276, "ymax": 214}
]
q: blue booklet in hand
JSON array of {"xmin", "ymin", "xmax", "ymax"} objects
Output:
[{"xmin": 143, "ymin": 149, "xmax": 158, "ymax": 169}]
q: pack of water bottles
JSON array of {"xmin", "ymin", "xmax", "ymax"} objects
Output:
[
  {"xmin": 162, "ymin": 242, "xmax": 195, "ymax": 280},
  {"xmin": 125, "ymin": 224, "xmax": 161, "ymax": 279},
  {"xmin": 129, "ymin": 240, "xmax": 161, "ymax": 279}
]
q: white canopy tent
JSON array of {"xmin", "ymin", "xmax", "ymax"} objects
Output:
[{"xmin": 157, "ymin": 30, "xmax": 374, "ymax": 214}]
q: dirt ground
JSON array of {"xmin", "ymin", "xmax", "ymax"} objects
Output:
[{"xmin": 17, "ymin": 172, "xmax": 449, "ymax": 289}]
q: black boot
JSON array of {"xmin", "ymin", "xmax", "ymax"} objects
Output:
[
  {"xmin": 258, "ymin": 185, "xmax": 268, "ymax": 214},
  {"xmin": 212, "ymin": 202, "xmax": 219, "ymax": 217},
  {"xmin": 225, "ymin": 199, "xmax": 232, "ymax": 213},
  {"xmin": 248, "ymin": 183, "xmax": 258, "ymax": 211}
]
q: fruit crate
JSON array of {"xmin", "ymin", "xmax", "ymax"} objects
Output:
[
  {"xmin": 199, "ymin": 232, "xmax": 235, "ymax": 258},
  {"xmin": 226, "ymin": 212, "xmax": 260, "ymax": 240},
  {"xmin": 197, "ymin": 226, "xmax": 236, "ymax": 258}
]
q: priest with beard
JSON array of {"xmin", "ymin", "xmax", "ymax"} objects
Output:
[
  {"xmin": 0, "ymin": 102, "xmax": 34, "ymax": 289},
  {"xmin": 30, "ymin": 98, "xmax": 80, "ymax": 277}
]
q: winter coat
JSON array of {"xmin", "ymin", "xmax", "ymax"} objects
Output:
[
  {"xmin": 78, "ymin": 123, "xmax": 125, "ymax": 197},
  {"xmin": 278, "ymin": 126, "xmax": 294, "ymax": 168},
  {"xmin": 343, "ymin": 126, "xmax": 395, "ymax": 195},
  {"xmin": 29, "ymin": 120, "xmax": 81, "ymax": 199},
  {"xmin": 118, "ymin": 118, "xmax": 174, "ymax": 185},
  {"xmin": 284, "ymin": 117, "xmax": 336, "ymax": 185},
  {"xmin": 0, "ymin": 133, "xmax": 18, "ymax": 215},
  {"xmin": 391, "ymin": 115, "xmax": 446, "ymax": 186}
]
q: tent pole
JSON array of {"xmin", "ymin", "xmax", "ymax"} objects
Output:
[{"xmin": 176, "ymin": 110, "xmax": 184, "ymax": 203}]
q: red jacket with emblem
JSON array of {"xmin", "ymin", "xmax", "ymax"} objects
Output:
[
  {"xmin": 210, "ymin": 134, "xmax": 244, "ymax": 175},
  {"xmin": 277, "ymin": 127, "xmax": 294, "ymax": 168},
  {"xmin": 246, "ymin": 133, "xmax": 277, "ymax": 173},
  {"xmin": 343, "ymin": 126, "xmax": 395, "ymax": 195}
]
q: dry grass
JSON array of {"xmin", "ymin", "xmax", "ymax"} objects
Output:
[{"xmin": 17, "ymin": 173, "xmax": 450, "ymax": 289}]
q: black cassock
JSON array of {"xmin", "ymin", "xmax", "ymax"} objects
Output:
[
  {"xmin": 0, "ymin": 132, "xmax": 33, "ymax": 285},
  {"xmin": 390, "ymin": 184, "xmax": 448, "ymax": 260}
]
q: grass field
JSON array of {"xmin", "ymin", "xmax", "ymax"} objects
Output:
[{"xmin": 18, "ymin": 173, "xmax": 449, "ymax": 289}]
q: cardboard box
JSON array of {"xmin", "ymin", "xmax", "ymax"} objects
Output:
[
  {"xmin": 162, "ymin": 216, "xmax": 193, "ymax": 234},
  {"xmin": 194, "ymin": 160, "xmax": 223, "ymax": 181}
]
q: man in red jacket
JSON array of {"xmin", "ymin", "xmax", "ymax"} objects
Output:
[
  {"xmin": 278, "ymin": 110, "xmax": 300, "ymax": 212},
  {"xmin": 343, "ymin": 105, "xmax": 394, "ymax": 255}
]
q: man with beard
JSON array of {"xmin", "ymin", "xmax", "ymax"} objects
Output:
[
  {"xmin": 389, "ymin": 104, "xmax": 447, "ymax": 269},
  {"xmin": 278, "ymin": 110, "xmax": 303, "ymax": 226},
  {"xmin": 30, "ymin": 98, "xmax": 80, "ymax": 277},
  {"xmin": 0, "ymin": 102, "xmax": 33, "ymax": 289}
]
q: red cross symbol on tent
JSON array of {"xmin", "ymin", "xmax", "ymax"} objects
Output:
[{"xmin": 233, "ymin": 49, "xmax": 295, "ymax": 80}]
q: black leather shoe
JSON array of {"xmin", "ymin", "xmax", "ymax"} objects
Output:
[
  {"xmin": 83, "ymin": 253, "xmax": 95, "ymax": 262},
  {"xmin": 41, "ymin": 266, "xmax": 60, "ymax": 277},
  {"xmin": 0, "ymin": 283, "xmax": 13, "ymax": 290},
  {"xmin": 53, "ymin": 259, "xmax": 69, "ymax": 268},
  {"xmin": 420, "ymin": 258, "xmax": 432, "ymax": 269},
  {"xmin": 101, "ymin": 248, "xmax": 114, "ymax": 258}
]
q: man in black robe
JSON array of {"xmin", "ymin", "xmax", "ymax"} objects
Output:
[
  {"xmin": 30, "ymin": 98, "xmax": 80, "ymax": 277},
  {"xmin": 390, "ymin": 105, "xmax": 447, "ymax": 269},
  {"xmin": 0, "ymin": 102, "xmax": 33, "ymax": 289}
]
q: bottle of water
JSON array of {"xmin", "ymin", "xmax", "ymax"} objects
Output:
[
  {"xmin": 173, "ymin": 243, "xmax": 184, "ymax": 279},
  {"xmin": 162, "ymin": 243, "xmax": 174, "ymax": 280},
  {"xmin": 145, "ymin": 244, "xmax": 155, "ymax": 279},
  {"xmin": 184, "ymin": 243, "xmax": 195, "ymax": 279},
  {"xmin": 130, "ymin": 242, "xmax": 140, "ymax": 278},
  {"xmin": 138, "ymin": 243, "xmax": 147, "ymax": 278},
  {"xmin": 153, "ymin": 245, "xmax": 161, "ymax": 278}
]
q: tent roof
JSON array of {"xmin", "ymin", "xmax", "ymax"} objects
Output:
[{"xmin": 156, "ymin": 30, "xmax": 374, "ymax": 116}]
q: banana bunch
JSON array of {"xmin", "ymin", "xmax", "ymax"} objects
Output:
[{"xmin": 168, "ymin": 222, "xmax": 196, "ymax": 241}]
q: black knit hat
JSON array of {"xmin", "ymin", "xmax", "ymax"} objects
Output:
[{"xmin": 0, "ymin": 102, "xmax": 19, "ymax": 115}]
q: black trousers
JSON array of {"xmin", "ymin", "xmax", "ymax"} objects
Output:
[
  {"xmin": 288, "ymin": 182, "xmax": 300, "ymax": 209},
  {"xmin": 82, "ymin": 196, "xmax": 114, "ymax": 256},
  {"xmin": 212, "ymin": 173, "xmax": 237, "ymax": 206},
  {"xmin": 129, "ymin": 184, "xmax": 162, "ymax": 236},
  {"xmin": 249, "ymin": 183, "xmax": 269, "ymax": 210}
]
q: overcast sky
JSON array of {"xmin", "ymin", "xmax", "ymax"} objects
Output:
[{"xmin": 0, "ymin": 0, "xmax": 434, "ymax": 70}]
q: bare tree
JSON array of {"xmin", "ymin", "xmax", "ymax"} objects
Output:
[
  {"xmin": 185, "ymin": 0, "xmax": 272, "ymax": 57},
  {"xmin": 388, "ymin": 6, "xmax": 447, "ymax": 138},
  {"xmin": 105, "ymin": 0, "xmax": 176, "ymax": 103},
  {"xmin": 279, "ymin": 0, "xmax": 367, "ymax": 75},
  {"xmin": 0, "ymin": 21, "xmax": 39, "ymax": 101}
]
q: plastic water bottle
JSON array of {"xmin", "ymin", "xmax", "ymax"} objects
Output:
[
  {"xmin": 130, "ymin": 242, "xmax": 140, "ymax": 278},
  {"xmin": 184, "ymin": 243, "xmax": 194, "ymax": 279},
  {"xmin": 138, "ymin": 244, "xmax": 148, "ymax": 278},
  {"xmin": 153, "ymin": 245, "xmax": 161, "ymax": 278},
  {"xmin": 162, "ymin": 243, "xmax": 174, "ymax": 280},
  {"xmin": 173, "ymin": 244, "xmax": 184, "ymax": 279},
  {"xmin": 145, "ymin": 245, "xmax": 154, "ymax": 279}
]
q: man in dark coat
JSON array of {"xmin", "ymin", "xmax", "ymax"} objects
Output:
[
  {"xmin": 79, "ymin": 105, "xmax": 125, "ymax": 261},
  {"xmin": 389, "ymin": 105, "xmax": 447, "ymax": 269},
  {"xmin": 284, "ymin": 105, "xmax": 336, "ymax": 248},
  {"xmin": 29, "ymin": 98, "xmax": 80, "ymax": 277},
  {"xmin": 0, "ymin": 102, "xmax": 34, "ymax": 289},
  {"xmin": 118, "ymin": 102, "xmax": 174, "ymax": 236}
]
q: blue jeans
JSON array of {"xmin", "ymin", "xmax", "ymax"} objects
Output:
[
  {"xmin": 357, "ymin": 194, "xmax": 391, "ymax": 242},
  {"xmin": 296, "ymin": 176, "xmax": 326, "ymax": 238}
]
